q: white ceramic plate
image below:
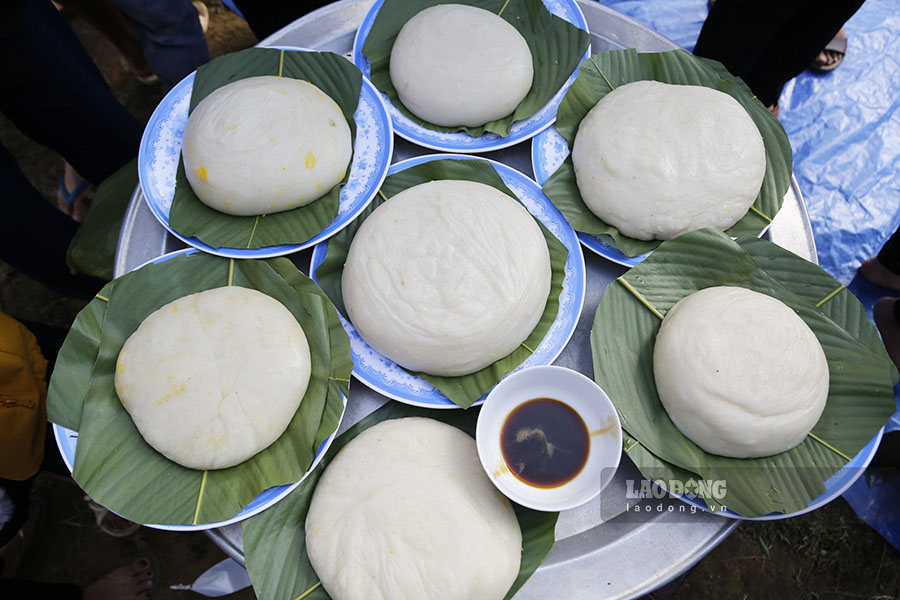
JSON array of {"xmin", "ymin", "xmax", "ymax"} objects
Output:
[
  {"xmin": 476, "ymin": 365, "xmax": 622, "ymax": 512},
  {"xmin": 52, "ymin": 249, "xmax": 347, "ymax": 531},
  {"xmin": 352, "ymin": 0, "xmax": 589, "ymax": 153},
  {"xmin": 310, "ymin": 154, "xmax": 586, "ymax": 408},
  {"xmin": 138, "ymin": 47, "xmax": 393, "ymax": 259}
]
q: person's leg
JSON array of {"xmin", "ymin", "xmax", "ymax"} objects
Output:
[
  {"xmin": 55, "ymin": 0, "xmax": 156, "ymax": 82},
  {"xmin": 873, "ymin": 297, "xmax": 900, "ymax": 370},
  {"xmin": 113, "ymin": 0, "xmax": 210, "ymax": 90},
  {"xmin": 0, "ymin": 0, "xmax": 142, "ymax": 185},
  {"xmin": 0, "ymin": 555, "xmax": 155, "ymax": 599},
  {"xmin": 738, "ymin": 0, "xmax": 864, "ymax": 107},
  {"xmin": 860, "ymin": 226, "xmax": 900, "ymax": 291},
  {"xmin": 693, "ymin": 0, "xmax": 802, "ymax": 105},
  {"xmin": 0, "ymin": 142, "xmax": 106, "ymax": 298}
]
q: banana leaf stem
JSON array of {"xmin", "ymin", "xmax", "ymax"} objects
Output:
[
  {"xmin": 588, "ymin": 56, "xmax": 615, "ymax": 91},
  {"xmin": 192, "ymin": 470, "xmax": 209, "ymax": 525},
  {"xmin": 815, "ymin": 285, "xmax": 845, "ymax": 307},
  {"xmin": 807, "ymin": 432, "xmax": 852, "ymax": 462},
  {"xmin": 497, "ymin": 0, "xmax": 512, "ymax": 17},
  {"xmin": 294, "ymin": 582, "xmax": 322, "ymax": 600},
  {"xmin": 748, "ymin": 205, "xmax": 772, "ymax": 222},
  {"xmin": 246, "ymin": 216, "xmax": 261, "ymax": 248},
  {"xmin": 617, "ymin": 277, "xmax": 665, "ymax": 320}
]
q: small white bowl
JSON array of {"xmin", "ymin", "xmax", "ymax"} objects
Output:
[{"xmin": 476, "ymin": 365, "xmax": 622, "ymax": 512}]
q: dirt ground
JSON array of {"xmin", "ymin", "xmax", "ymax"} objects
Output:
[{"xmin": 1, "ymin": 2, "xmax": 899, "ymax": 599}]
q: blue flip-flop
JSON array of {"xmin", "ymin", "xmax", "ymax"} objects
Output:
[{"xmin": 58, "ymin": 173, "xmax": 91, "ymax": 208}]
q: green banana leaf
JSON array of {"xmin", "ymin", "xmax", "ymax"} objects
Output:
[
  {"xmin": 591, "ymin": 228, "xmax": 896, "ymax": 517},
  {"xmin": 314, "ymin": 158, "xmax": 568, "ymax": 408},
  {"xmin": 361, "ymin": 0, "xmax": 590, "ymax": 138},
  {"xmin": 67, "ymin": 159, "xmax": 138, "ymax": 281},
  {"xmin": 543, "ymin": 48, "xmax": 792, "ymax": 258},
  {"xmin": 242, "ymin": 402, "xmax": 559, "ymax": 600},
  {"xmin": 168, "ymin": 48, "xmax": 362, "ymax": 250},
  {"xmin": 46, "ymin": 252, "xmax": 352, "ymax": 525},
  {"xmin": 46, "ymin": 280, "xmax": 116, "ymax": 432}
]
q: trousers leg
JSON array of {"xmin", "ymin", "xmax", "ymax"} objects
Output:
[
  {"xmin": 694, "ymin": 0, "xmax": 863, "ymax": 106},
  {"xmin": 878, "ymin": 225, "xmax": 900, "ymax": 275},
  {"xmin": 742, "ymin": 0, "xmax": 864, "ymax": 106},
  {"xmin": 0, "ymin": 142, "xmax": 106, "ymax": 298},
  {"xmin": 114, "ymin": 0, "xmax": 210, "ymax": 91},
  {"xmin": 0, "ymin": 0, "xmax": 142, "ymax": 185}
]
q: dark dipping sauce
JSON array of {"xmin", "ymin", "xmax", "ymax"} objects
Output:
[{"xmin": 500, "ymin": 397, "xmax": 589, "ymax": 488}]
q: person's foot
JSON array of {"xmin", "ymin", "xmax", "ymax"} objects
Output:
[
  {"xmin": 812, "ymin": 27, "xmax": 847, "ymax": 71},
  {"xmin": 860, "ymin": 257, "xmax": 900, "ymax": 292},
  {"xmin": 58, "ymin": 162, "xmax": 94, "ymax": 223},
  {"xmin": 0, "ymin": 501, "xmax": 41, "ymax": 577},
  {"xmin": 193, "ymin": 1, "xmax": 209, "ymax": 34},
  {"xmin": 873, "ymin": 297, "xmax": 900, "ymax": 371},
  {"xmin": 83, "ymin": 556, "xmax": 157, "ymax": 600}
]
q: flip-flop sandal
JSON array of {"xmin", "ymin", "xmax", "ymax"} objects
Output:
[
  {"xmin": 58, "ymin": 173, "xmax": 92, "ymax": 210},
  {"xmin": 85, "ymin": 495, "xmax": 141, "ymax": 538},
  {"xmin": 811, "ymin": 33, "xmax": 847, "ymax": 72}
]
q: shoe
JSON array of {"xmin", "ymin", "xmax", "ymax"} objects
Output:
[
  {"xmin": 85, "ymin": 495, "xmax": 141, "ymax": 538},
  {"xmin": 811, "ymin": 30, "xmax": 847, "ymax": 72}
]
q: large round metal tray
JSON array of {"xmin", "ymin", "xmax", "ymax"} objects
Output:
[{"xmin": 114, "ymin": 1, "xmax": 817, "ymax": 597}]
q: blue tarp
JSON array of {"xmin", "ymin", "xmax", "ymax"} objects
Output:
[{"xmin": 596, "ymin": 0, "xmax": 900, "ymax": 548}]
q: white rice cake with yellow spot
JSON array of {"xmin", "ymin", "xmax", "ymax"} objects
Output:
[
  {"xmin": 181, "ymin": 75, "xmax": 352, "ymax": 216},
  {"xmin": 114, "ymin": 286, "xmax": 311, "ymax": 470}
]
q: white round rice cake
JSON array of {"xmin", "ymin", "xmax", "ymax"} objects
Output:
[
  {"xmin": 114, "ymin": 286, "xmax": 311, "ymax": 470},
  {"xmin": 182, "ymin": 75, "xmax": 352, "ymax": 216},
  {"xmin": 389, "ymin": 4, "xmax": 533, "ymax": 127},
  {"xmin": 653, "ymin": 286, "xmax": 829, "ymax": 458},
  {"xmin": 305, "ymin": 417, "xmax": 522, "ymax": 600},
  {"xmin": 572, "ymin": 80, "xmax": 766, "ymax": 241},
  {"xmin": 341, "ymin": 179, "xmax": 551, "ymax": 377}
]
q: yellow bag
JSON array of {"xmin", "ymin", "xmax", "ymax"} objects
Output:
[{"xmin": 0, "ymin": 312, "xmax": 47, "ymax": 481}]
